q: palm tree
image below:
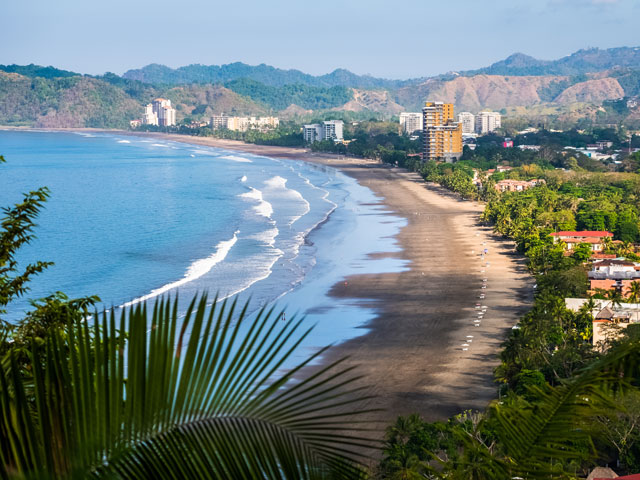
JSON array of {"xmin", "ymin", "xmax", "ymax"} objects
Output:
[
  {"xmin": 607, "ymin": 289, "xmax": 624, "ymax": 310},
  {"xmin": 488, "ymin": 341, "xmax": 640, "ymax": 478},
  {"xmin": 0, "ymin": 295, "xmax": 377, "ymax": 478},
  {"xmin": 628, "ymin": 281, "xmax": 640, "ymax": 305},
  {"xmin": 602, "ymin": 236, "xmax": 614, "ymax": 254}
]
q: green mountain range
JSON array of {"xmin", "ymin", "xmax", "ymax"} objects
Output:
[{"xmin": 1, "ymin": 46, "xmax": 640, "ymax": 129}]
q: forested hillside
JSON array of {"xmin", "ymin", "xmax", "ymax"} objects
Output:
[{"xmin": 122, "ymin": 62, "xmax": 406, "ymax": 89}]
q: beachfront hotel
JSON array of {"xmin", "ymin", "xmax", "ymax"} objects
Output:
[
  {"xmin": 140, "ymin": 98, "xmax": 177, "ymax": 127},
  {"xmin": 303, "ymin": 120, "xmax": 344, "ymax": 143},
  {"xmin": 210, "ymin": 114, "xmax": 280, "ymax": 132},
  {"xmin": 422, "ymin": 102, "xmax": 463, "ymax": 162}
]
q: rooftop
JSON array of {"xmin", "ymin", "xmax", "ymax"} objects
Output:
[{"xmin": 551, "ymin": 231, "xmax": 613, "ymax": 238}]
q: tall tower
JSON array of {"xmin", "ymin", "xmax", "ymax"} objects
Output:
[{"xmin": 422, "ymin": 102, "xmax": 462, "ymax": 163}]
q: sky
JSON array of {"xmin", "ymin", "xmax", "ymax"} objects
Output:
[{"xmin": 1, "ymin": 0, "xmax": 639, "ymax": 79}]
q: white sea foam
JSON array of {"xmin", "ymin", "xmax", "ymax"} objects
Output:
[
  {"xmin": 246, "ymin": 227, "xmax": 279, "ymax": 247},
  {"xmin": 263, "ymin": 176, "xmax": 311, "ymax": 225},
  {"xmin": 152, "ymin": 143, "xmax": 169, "ymax": 147},
  {"xmin": 190, "ymin": 154, "xmax": 196, "ymax": 157},
  {"xmin": 192, "ymin": 149, "xmax": 217, "ymax": 157},
  {"xmin": 239, "ymin": 187, "xmax": 273, "ymax": 218},
  {"xmin": 240, "ymin": 175, "xmax": 247, "ymax": 182},
  {"xmin": 121, "ymin": 231, "xmax": 239, "ymax": 308},
  {"xmin": 221, "ymin": 155, "xmax": 252, "ymax": 163},
  {"xmin": 117, "ymin": 139, "xmax": 131, "ymax": 144}
]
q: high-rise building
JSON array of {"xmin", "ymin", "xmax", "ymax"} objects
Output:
[
  {"xmin": 322, "ymin": 120, "xmax": 344, "ymax": 141},
  {"xmin": 142, "ymin": 103, "xmax": 158, "ymax": 126},
  {"xmin": 422, "ymin": 102, "xmax": 463, "ymax": 162},
  {"xmin": 457, "ymin": 112, "xmax": 475, "ymax": 135},
  {"xmin": 399, "ymin": 112, "xmax": 423, "ymax": 134},
  {"xmin": 303, "ymin": 120, "xmax": 344, "ymax": 143},
  {"xmin": 151, "ymin": 98, "xmax": 177, "ymax": 127},
  {"xmin": 475, "ymin": 111, "xmax": 501, "ymax": 134},
  {"xmin": 303, "ymin": 124, "xmax": 323, "ymax": 143}
]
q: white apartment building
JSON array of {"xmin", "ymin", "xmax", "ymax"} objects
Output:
[
  {"xmin": 322, "ymin": 120, "xmax": 344, "ymax": 141},
  {"xmin": 457, "ymin": 112, "xmax": 475, "ymax": 135},
  {"xmin": 303, "ymin": 120, "xmax": 344, "ymax": 143},
  {"xmin": 475, "ymin": 111, "xmax": 501, "ymax": 134},
  {"xmin": 303, "ymin": 124, "xmax": 323, "ymax": 143},
  {"xmin": 302, "ymin": 120, "xmax": 345, "ymax": 143},
  {"xmin": 142, "ymin": 103, "xmax": 158, "ymax": 126},
  {"xmin": 399, "ymin": 112, "xmax": 423, "ymax": 134},
  {"xmin": 141, "ymin": 98, "xmax": 176, "ymax": 127}
]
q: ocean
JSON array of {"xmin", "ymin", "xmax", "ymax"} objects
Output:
[{"xmin": 0, "ymin": 130, "xmax": 408, "ymax": 356}]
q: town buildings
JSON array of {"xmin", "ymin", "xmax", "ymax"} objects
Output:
[
  {"xmin": 457, "ymin": 112, "xmax": 475, "ymax": 135},
  {"xmin": 422, "ymin": 102, "xmax": 463, "ymax": 162},
  {"xmin": 565, "ymin": 298, "xmax": 640, "ymax": 348},
  {"xmin": 550, "ymin": 231, "xmax": 613, "ymax": 253},
  {"xmin": 587, "ymin": 141, "xmax": 613, "ymax": 150},
  {"xmin": 475, "ymin": 111, "xmax": 501, "ymax": 134},
  {"xmin": 494, "ymin": 179, "xmax": 544, "ymax": 192},
  {"xmin": 142, "ymin": 103, "xmax": 158, "ymax": 126},
  {"xmin": 588, "ymin": 259, "xmax": 640, "ymax": 297},
  {"xmin": 209, "ymin": 115, "xmax": 280, "ymax": 132},
  {"xmin": 303, "ymin": 120, "xmax": 344, "ymax": 143},
  {"xmin": 399, "ymin": 112, "xmax": 423, "ymax": 134}
]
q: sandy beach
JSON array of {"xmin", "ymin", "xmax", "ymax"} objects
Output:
[
  {"xmin": 3, "ymin": 128, "xmax": 533, "ymax": 423},
  {"xmin": 131, "ymin": 132, "xmax": 534, "ymax": 423}
]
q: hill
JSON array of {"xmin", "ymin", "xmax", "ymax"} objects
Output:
[
  {"xmin": 0, "ymin": 71, "xmax": 266, "ymax": 128},
  {"xmin": 2, "ymin": 45, "xmax": 640, "ymax": 129},
  {"xmin": 0, "ymin": 63, "xmax": 79, "ymax": 79},
  {"xmin": 465, "ymin": 47, "xmax": 640, "ymax": 76},
  {"xmin": 393, "ymin": 72, "xmax": 634, "ymax": 115},
  {"xmin": 0, "ymin": 72, "xmax": 140, "ymax": 128},
  {"xmin": 122, "ymin": 62, "xmax": 406, "ymax": 89}
]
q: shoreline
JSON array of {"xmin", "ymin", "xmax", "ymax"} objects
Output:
[
  {"xmin": 2, "ymin": 127, "xmax": 534, "ymax": 424},
  {"xmin": 127, "ymin": 131, "xmax": 534, "ymax": 422}
]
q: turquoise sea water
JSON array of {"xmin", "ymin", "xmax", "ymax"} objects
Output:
[{"xmin": 0, "ymin": 130, "xmax": 408, "ymax": 357}]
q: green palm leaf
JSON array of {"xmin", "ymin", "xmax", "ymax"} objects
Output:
[
  {"xmin": 0, "ymin": 294, "xmax": 379, "ymax": 479},
  {"xmin": 490, "ymin": 340, "xmax": 640, "ymax": 478}
]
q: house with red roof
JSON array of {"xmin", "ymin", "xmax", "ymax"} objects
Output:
[{"xmin": 551, "ymin": 231, "xmax": 613, "ymax": 253}]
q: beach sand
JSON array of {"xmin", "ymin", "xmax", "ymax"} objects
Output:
[
  {"xmin": 8, "ymin": 128, "xmax": 533, "ymax": 426},
  {"xmin": 135, "ymin": 133, "xmax": 534, "ymax": 423}
]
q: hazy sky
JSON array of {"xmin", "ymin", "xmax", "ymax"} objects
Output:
[{"xmin": 1, "ymin": 0, "xmax": 639, "ymax": 79}]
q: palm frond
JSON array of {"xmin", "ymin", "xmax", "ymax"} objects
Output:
[
  {"xmin": 490, "ymin": 340, "xmax": 640, "ymax": 478},
  {"xmin": 0, "ymin": 293, "xmax": 379, "ymax": 479}
]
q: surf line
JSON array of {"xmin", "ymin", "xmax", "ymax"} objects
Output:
[{"xmin": 121, "ymin": 230, "xmax": 240, "ymax": 308}]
